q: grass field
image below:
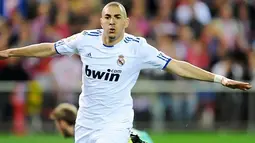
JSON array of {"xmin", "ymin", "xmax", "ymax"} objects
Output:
[{"xmin": 0, "ymin": 132, "xmax": 254, "ymax": 143}]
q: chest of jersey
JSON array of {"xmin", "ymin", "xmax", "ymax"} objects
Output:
[{"xmin": 79, "ymin": 44, "xmax": 139, "ymax": 82}]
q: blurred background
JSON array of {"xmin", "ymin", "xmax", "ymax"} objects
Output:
[{"xmin": 0, "ymin": 0, "xmax": 255, "ymax": 142}]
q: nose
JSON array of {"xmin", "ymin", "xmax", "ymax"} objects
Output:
[{"xmin": 110, "ymin": 18, "xmax": 115, "ymax": 25}]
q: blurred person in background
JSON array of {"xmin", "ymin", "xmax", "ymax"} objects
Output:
[
  {"xmin": 169, "ymin": 26, "xmax": 198, "ymax": 124},
  {"xmin": 175, "ymin": 0, "xmax": 211, "ymax": 25},
  {"xmin": 175, "ymin": 0, "xmax": 212, "ymax": 38},
  {"xmin": 171, "ymin": 38, "xmax": 210, "ymax": 124},
  {"xmin": 140, "ymin": 0, "xmax": 177, "ymax": 128},
  {"xmin": 50, "ymin": 103, "xmax": 153, "ymax": 143},
  {"xmin": 138, "ymin": 34, "xmax": 176, "ymax": 129},
  {"xmin": 209, "ymin": 1, "xmax": 253, "ymax": 129},
  {"xmin": 173, "ymin": 25, "xmax": 193, "ymax": 62},
  {"xmin": 212, "ymin": 51, "xmax": 252, "ymax": 129},
  {"xmin": 49, "ymin": 103, "xmax": 78, "ymax": 138},
  {"xmin": 233, "ymin": 1, "xmax": 253, "ymax": 45},
  {"xmin": 127, "ymin": 0, "xmax": 150, "ymax": 37},
  {"xmin": 49, "ymin": 54, "xmax": 82, "ymax": 104},
  {"xmin": 204, "ymin": 0, "xmax": 224, "ymax": 17},
  {"xmin": 210, "ymin": 3, "xmax": 247, "ymax": 52},
  {"xmin": 150, "ymin": 0, "xmax": 176, "ymax": 39},
  {"xmin": 0, "ymin": 57, "xmax": 30, "ymax": 130},
  {"xmin": 69, "ymin": 0, "xmax": 102, "ymax": 33},
  {"xmin": 31, "ymin": 0, "xmax": 52, "ymax": 43}
]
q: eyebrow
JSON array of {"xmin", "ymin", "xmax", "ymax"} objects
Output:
[{"xmin": 104, "ymin": 14, "xmax": 122, "ymax": 17}]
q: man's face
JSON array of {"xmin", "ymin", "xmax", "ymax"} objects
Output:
[
  {"xmin": 100, "ymin": 6, "xmax": 129, "ymax": 40},
  {"xmin": 220, "ymin": 5, "xmax": 232, "ymax": 19},
  {"xmin": 54, "ymin": 120, "xmax": 72, "ymax": 138}
]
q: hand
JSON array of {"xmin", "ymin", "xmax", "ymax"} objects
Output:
[
  {"xmin": 0, "ymin": 50, "xmax": 9, "ymax": 60},
  {"xmin": 221, "ymin": 78, "xmax": 252, "ymax": 91}
]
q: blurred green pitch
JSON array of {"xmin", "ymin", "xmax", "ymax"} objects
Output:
[{"xmin": 0, "ymin": 132, "xmax": 254, "ymax": 143}]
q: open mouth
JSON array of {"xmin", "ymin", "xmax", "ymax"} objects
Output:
[{"xmin": 109, "ymin": 28, "xmax": 115, "ymax": 33}]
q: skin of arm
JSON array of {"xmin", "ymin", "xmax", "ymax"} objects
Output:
[
  {"xmin": 166, "ymin": 59, "xmax": 215, "ymax": 82},
  {"xmin": 165, "ymin": 59, "xmax": 252, "ymax": 90},
  {"xmin": 6, "ymin": 43, "xmax": 56, "ymax": 58}
]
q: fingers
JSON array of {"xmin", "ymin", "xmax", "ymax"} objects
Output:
[
  {"xmin": 225, "ymin": 80, "xmax": 252, "ymax": 91},
  {"xmin": 236, "ymin": 83, "xmax": 251, "ymax": 90},
  {"xmin": 237, "ymin": 82, "xmax": 252, "ymax": 90},
  {"xmin": 242, "ymin": 84, "xmax": 252, "ymax": 90}
]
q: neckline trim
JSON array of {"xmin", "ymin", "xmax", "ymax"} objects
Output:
[{"xmin": 103, "ymin": 44, "xmax": 114, "ymax": 48}]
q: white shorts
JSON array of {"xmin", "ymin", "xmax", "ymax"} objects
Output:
[{"xmin": 75, "ymin": 124, "xmax": 131, "ymax": 143}]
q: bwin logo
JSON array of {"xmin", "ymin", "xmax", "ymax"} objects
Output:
[{"xmin": 85, "ymin": 65, "xmax": 121, "ymax": 82}]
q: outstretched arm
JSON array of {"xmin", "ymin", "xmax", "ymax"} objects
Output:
[
  {"xmin": 166, "ymin": 59, "xmax": 252, "ymax": 91},
  {"xmin": 136, "ymin": 36, "xmax": 251, "ymax": 91},
  {"xmin": 0, "ymin": 43, "xmax": 56, "ymax": 59}
]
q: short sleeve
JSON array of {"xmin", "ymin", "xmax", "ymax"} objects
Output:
[
  {"xmin": 139, "ymin": 38, "xmax": 172, "ymax": 70},
  {"xmin": 54, "ymin": 33, "xmax": 81, "ymax": 56}
]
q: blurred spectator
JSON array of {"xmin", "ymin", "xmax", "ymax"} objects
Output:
[
  {"xmin": 50, "ymin": 0, "xmax": 71, "ymax": 39},
  {"xmin": 175, "ymin": 0, "xmax": 211, "ymax": 25},
  {"xmin": 171, "ymin": 92, "xmax": 198, "ymax": 123},
  {"xmin": 174, "ymin": 25, "xmax": 192, "ymax": 61},
  {"xmin": 170, "ymin": 26, "xmax": 200, "ymax": 122},
  {"xmin": 205, "ymin": 0, "xmax": 225, "ymax": 17},
  {"xmin": 127, "ymin": 0, "xmax": 150, "ymax": 37},
  {"xmin": 233, "ymin": 1, "xmax": 253, "ymax": 45},
  {"xmin": 175, "ymin": 0, "xmax": 211, "ymax": 38},
  {"xmin": 0, "ymin": 0, "xmax": 27, "ymax": 19},
  {"xmin": 210, "ymin": 3, "xmax": 247, "ymax": 51},
  {"xmin": 31, "ymin": 0, "xmax": 51, "ymax": 43},
  {"xmin": 49, "ymin": 55, "xmax": 82, "ymax": 104},
  {"xmin": 0, "ymin": 58, "xmax": 30, "ymax": 81},
  {"xmin": 0, "ymin": 57, "xmax": 30, "ymax": 126},
  {"xmin": 150, "ymin": 0, "xmax": 176, "ymax": 38},
  {"xmin": 186, "ymin": 40, "xmax": 210, "ymax": 70},
  {"xmin": 69, "ymin": 0, "xmax": 102, "ymax": 33},
  {"xmin": 212, "ymin": 51, "xmax": 251, "ymax": 129}
]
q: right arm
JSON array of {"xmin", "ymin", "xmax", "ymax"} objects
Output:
[
  {"xmin": 7, "ymin": 43, "xmax": 56, "ymax": 58},
  {"xmin": 0, "ymin": 31, "xmax": 84, "ymax": 59},
  {"xmin": 0, "ymin": 43, "xmax": 56, "ymax": 59}
]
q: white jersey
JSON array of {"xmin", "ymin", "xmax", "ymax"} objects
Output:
[{"xmin": 54, "ymin": 29, "xmax": 172, "ymax": 129}]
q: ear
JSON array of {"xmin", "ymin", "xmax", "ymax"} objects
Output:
[
  {"xmin": 124, "ymin": 18, "xmax": 129, "ymax": 28},
  {"xmin": 59, "ymin": 120, "xmax": 68, "ymax": 128}
]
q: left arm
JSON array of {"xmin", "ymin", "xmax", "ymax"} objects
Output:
[
  {"xmin": 165, "ymin": 59, "xmax": 215, "ymax": 82},
  {"xmin": 165, "ymin": 59, "xmax": 252, "ymax": 90},
  {"xmin": 137, "ymin": 37, "xmax": 251, "ymax": 91}
]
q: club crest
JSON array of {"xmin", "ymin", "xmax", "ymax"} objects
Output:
[{"xmin": 117, "ymin": 55, "xmax": 125, "ymax": 66}]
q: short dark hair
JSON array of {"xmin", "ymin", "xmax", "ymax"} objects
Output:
[
  {"xmin": 103, "ymin": 1, "xmax": 127, "ymax": 18},
  {"xmin": 50, "ymin": 103, "xmax": 77, "ymax": 125}
]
